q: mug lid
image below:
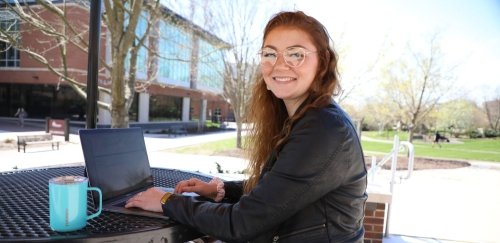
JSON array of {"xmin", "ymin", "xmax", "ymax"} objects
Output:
[{"xmin": 49, "ymin": 176, "xmax": 88, "ymax": 184}]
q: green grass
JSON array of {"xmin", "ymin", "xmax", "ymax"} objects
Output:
[
  {"xmin": 168, "ymin": 132, "xmax": 500, "ymax": 163},
  {"xmin": 363, "ymin": 130, "xmax": 410, "ymax": 141},
  {"xmin": 362, "ymin": 131, "xmax": 500, "ymax": 162},
  {"xmin": 360, "ymin": 141, "xmax": 394, "ymax": 154},
  {"xmin": 168, "ymin": 137, "xmax": 240, "ymax": 155}
]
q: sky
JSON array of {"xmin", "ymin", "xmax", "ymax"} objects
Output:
[
  {"xmin": 165, "ymin": 0, "xmax": 500, "ymax": 105},
  {"xmin": 285, "ymin": 0, "xmax": 500, "ymax": 104}
]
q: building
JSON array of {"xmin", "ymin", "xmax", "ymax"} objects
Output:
[{"xmin": 0, "ymin": 1, "xmax": 232, "ymax": 127}]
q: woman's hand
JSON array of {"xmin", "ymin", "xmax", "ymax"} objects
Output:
[
  {"xmin": 125, "ymin": 187, "xmax": 165, "ymax": 212},
  {"xmin": 175, "ymin": 178, "xmax": 218, "ymax": 200}
]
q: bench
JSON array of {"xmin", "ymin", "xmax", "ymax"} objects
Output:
[
  {"xmin": 168, "ymin": 125, "xmax": 188, "ymax": 137},
  {"xmin": 17, "ymin": 134, "xmax": 60, "ymax": 153}
]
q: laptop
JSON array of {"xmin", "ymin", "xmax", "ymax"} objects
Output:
[{"xmin": 79, "ymin": 127, "xmax": 169, "ymax": 219}]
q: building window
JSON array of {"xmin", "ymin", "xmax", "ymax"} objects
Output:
[
  {"xmin": 149, "ymin": 95, "xmax": 182, "ymax": 121},
  {"xmin": 197, "ymin": 39, "xmax": 224, "ymax": 92},
  {"xmin": 156, "ymin": 21, "xmax": 191, "ymax": 87},
  {"xmin": 0, "ymin": 10, "xmax": 20, "ymax": 67}
]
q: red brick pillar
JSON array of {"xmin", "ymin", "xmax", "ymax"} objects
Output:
[{"xmin": 364, "ymin": 202, "xmax": 386, "ymax": 243}]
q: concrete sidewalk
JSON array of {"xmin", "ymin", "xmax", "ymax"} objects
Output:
[
  {"xmin": 1, "ymin": 120, "xmax": 499, "ymax": 242},
  {"xmin": 0, "ymin": 120, "xmax": 248, "ymax": 180},
  {"xmin": 386, "ymin": 165, "xmax": 500, "ymax": 243}
]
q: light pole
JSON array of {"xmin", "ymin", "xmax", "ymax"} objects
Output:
[{"xmin": 85, "ymin": 0, "xmax": 102, "ymax": 129}]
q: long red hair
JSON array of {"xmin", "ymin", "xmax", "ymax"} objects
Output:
[{"xmin": 244, "ymin": 11, "xmax": 341, "ymax": 193}]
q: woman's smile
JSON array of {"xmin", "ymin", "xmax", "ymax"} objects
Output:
[{"xmin": 272, "ymin": 76, "xmax": 296, "ymax": 82}]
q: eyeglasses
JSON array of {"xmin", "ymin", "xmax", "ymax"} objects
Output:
[{"xmin": 259, "ymin": 47, "xmax": 316, "ymax": 68}]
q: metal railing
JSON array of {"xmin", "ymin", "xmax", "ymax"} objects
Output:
[{"xmin": 367, "ymin": 135, "xmax": 415, "ymax": 236}]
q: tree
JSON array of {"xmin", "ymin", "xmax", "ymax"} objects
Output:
[
  {"xmin": 0, "ymin": 0, "xmax": 93, "ymax": 101},
  {"xmin": 0, "ymin": 0, "xmax": 162, "ymax": 128},
  {"xmin": 166, "ymin": 0, "xmax": 276, "ymax": 148},
  {"xmin": 216, "ymin": 0, "xmax": 264, "ymax": 148},
  {"xmin": 102, "ymin": 0, "xmax": 162, "ymax": 127},
  {"xmin": 483, "ymin": 87, "xmax": 500, "ymax": 132},
  {"xmin": 361, "ymin": 98, "xmax": 399, "ymax": 134},
  {"xmin": 432, "ymin": 99, "xmax": 484, "ymax": 136},
  {"xmin": 379, "ymin": 33, "xmax": 456, "ymax": 142}
]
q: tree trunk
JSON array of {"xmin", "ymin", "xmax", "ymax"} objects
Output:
[
  {"xmin": 110, "ymin": 54, "xmax": 128, "ymax": 128},
  {"xmin": 236, "ymin": 122, "xmax": 242, "ymax": 149},
  {"xmin": 408, "ymin": 127, "xmax": 415, "ymax": 143}
]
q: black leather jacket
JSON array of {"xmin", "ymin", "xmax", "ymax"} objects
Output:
[{"xmin": 163, "ymin": 101, "xmax": 367, "ymax": 242}]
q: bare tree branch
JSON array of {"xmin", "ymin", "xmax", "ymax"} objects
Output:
[
  {"xmin": 2, "ymin": 1, "xmax": 163, "ymax": 126},
  {"xmin": 379, "ymin": 33, "xmax": 456, "ymax": 142}
]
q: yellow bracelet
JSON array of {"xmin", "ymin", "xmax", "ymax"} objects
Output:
[{"xmin": 160, "ymin": 192, "xmax": 173, "ymax": 205}]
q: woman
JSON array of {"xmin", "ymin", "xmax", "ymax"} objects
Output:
[{"xmin": 126, "ymin": 11, "xmax": 367, "ymax": 242}]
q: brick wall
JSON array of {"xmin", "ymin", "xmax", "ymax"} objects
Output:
[{"xmin": 364, "ymin": 202, "xmax": 386, "ymax": 243}]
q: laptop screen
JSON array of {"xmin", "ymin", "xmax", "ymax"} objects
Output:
[{"xmin": 79, "ymin": 128, "xmax": 153, "ymax": 203}]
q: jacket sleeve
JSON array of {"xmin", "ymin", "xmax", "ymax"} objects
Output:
[
  {"xmin": 163, "ymin": 109, "xmax": 357, "ymax": 242},
  {"xmin": 221, "ymin": 180, "xmax": 244, "ymax": 203}
]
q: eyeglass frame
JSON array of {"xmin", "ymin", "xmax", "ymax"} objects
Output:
[{"xmin": 258, "ymin": 46, "xmax": 317, "ymax": 68}]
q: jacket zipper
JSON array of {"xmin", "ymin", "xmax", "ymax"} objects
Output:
[{"xmin": 272, "ymin": 224, "xmax": 326, "ymax": 242}]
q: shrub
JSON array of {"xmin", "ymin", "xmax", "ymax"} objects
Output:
[
  {"xmin": 412, "ymin": 134, "xmax": 424, "ymax": 140},
  {"xmin": 484, "ymin": 129, "xmax": 499, "ymax": 138},
  {"xmin": 467, "ymin": 129, "xmax": 482, "ymax": 139}
]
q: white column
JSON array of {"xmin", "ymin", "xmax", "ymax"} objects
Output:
[
  {"xmin": 138, "ymin": 93, "xmax": 150, "ymax": 123},
  {"xmin": 200, "ymin": 99, "xmax": 207, "ymax": 123},
  {"xmin": 98, "ymin": 92, "xmax": 111, "ymax": 125},
  {"xmin": 182, "ymin": 97, "xmax": 190, "ymax": 122},
  {"xmin": 198, "ymin": 99, "xmax": 207, "ymax": 132}
]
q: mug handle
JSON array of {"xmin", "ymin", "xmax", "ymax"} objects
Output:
[{"xmin": 87, "ymin": 187, "xmax": 102, "ymax": 220}]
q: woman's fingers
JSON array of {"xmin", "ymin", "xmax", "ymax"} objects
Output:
[
  {"xmin": 124, "ymin": 187, "xmax": 164, "ymax": 212},
  {"xmin": 175, "ymin": 178, "xmax": 201, "ymax": 194}
]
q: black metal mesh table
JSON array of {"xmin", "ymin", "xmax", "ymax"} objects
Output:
[{"xmin": 0, "ymin": 166, "xmax": 213, "ymax": 242}]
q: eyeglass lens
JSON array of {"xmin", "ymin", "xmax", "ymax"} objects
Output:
[{"xmin": 260, "ymin": 47, "xmax": 307, "ymax": 67}]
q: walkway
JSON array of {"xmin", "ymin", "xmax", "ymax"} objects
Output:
[
  {"xmin": 381, "ymin": 164, "xmax": 500, "ymax": 243},
  {"xmin": 1, "ymin": 120, "xmax": 499, "ymax": 242},
  {"xmin": 0, "ymin": 120, "xmax": 247, "ymax": 180}
]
